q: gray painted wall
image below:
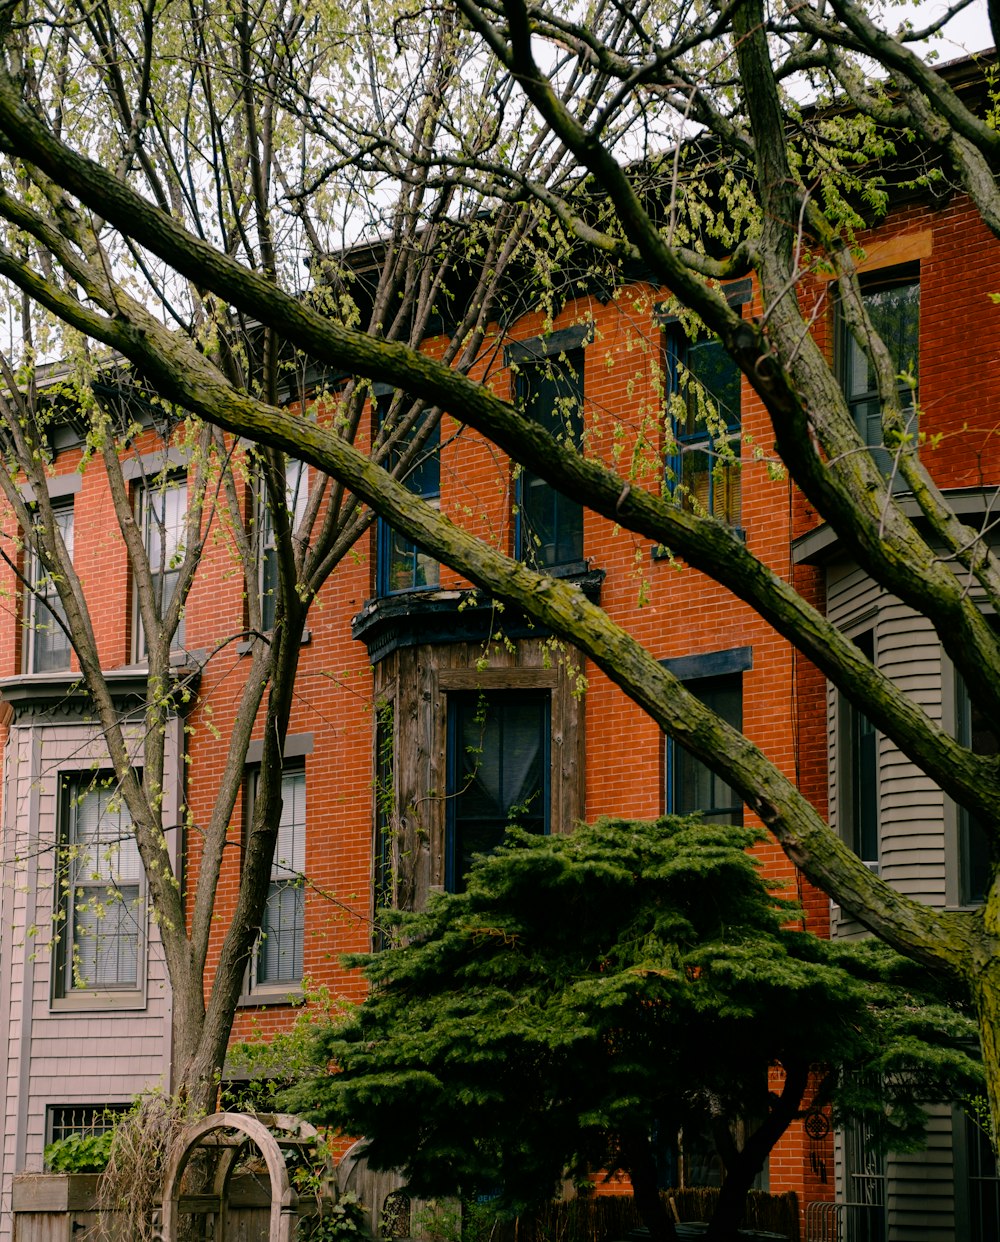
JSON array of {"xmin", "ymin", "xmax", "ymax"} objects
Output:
[
  {"xmin": 0, "ymin": 713, "xmax": 180, "ymax": 1242},
  {"xmin": 825, "ymin": 553, "xmax": 965, "ymax": 1242}
]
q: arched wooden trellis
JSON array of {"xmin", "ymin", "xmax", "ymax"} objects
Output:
[{"xmin": 160, "ymin": 1111, "xmax": 334, "ymax": 1242}]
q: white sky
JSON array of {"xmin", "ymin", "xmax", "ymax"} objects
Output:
[{"xmin": 904, "ymin": 0, "xmax": 992, "ymax": 58}]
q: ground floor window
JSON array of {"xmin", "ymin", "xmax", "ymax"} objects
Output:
[
  {"xmin": 844, "ymin": 1114, "xmax": 886, "ymax": 1242},
  {"xmin": 956, "ymin": 674, "xmax": 996, "ymax": 904},
  {"xmin": 446, "ymin": 690, "xmax": 549, "ymax": 891},
  {"xmin": 46, "ymin": 1103, "xmax": 129, "ymax": 1145},
  {"xmin": 58, "ymin": 776, "xmax": 143, "ymax": 996},
  {"xmin": 966, "ymin": 1115, "xmax": 1000, "ymax": 1242},
  {"xmin": 666, "ymin": 674, "xmax": 743, "ymax": 825}
]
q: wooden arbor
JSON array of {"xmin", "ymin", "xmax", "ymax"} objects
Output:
[{"xmin": 160, "ymin": 1112, "xmax": 334, "ymax": 1242}]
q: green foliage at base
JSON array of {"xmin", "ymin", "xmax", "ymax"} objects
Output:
[
  {"xmin": 226, "ymin": 981, "xmax": 339, "ymax": 1113},
  {"xmin": 43, "ymin": 1130, "xmax": 114, "ymax": 1173},
  {"xmin": 300, "ymin": 1191, "xmax": 370, "ymax": 1242},
  {"xmin": 285, "ymin": 817, "xmax": 982, "ymax": 1217}
]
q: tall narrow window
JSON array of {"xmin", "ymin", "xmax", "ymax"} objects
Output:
[
  {"xmin": 964, "ymin": 1113, "xmax": 1000, "ymax": 1241},
  {"xmin": 956, "ymin": 674, "xmax": 996, "ymax": 904},
  {"xmin": 516, "ymin": 352, "xmax": 584, "ymax": 570},
  {"xmin": 26, "ymin": 504, "xmax": 74, "ymax": 673},
  {"xmin": 136, "ymin": 478, "xmax": 187, "ymax": 654},
  {"xmin": 446, "ymin": 691, "xmax": 549, "ymax": 891},
  {"xmin": 59, "ymin": 777, "xmax": 143, "ymax": 994},
  {"xmin": 666, "ymin": 333, "xmax": 742, "ymax": 525},
  {"xmin": 840, "ymin": 271, "xmax": 919, "ymax": 480},
  {"xmin": 260, "ymin": 459, "xmax": 309, "ymax": 631},
  {"xmin": 667, "ymin": 675, "xmax": 743, "ymax": 824},
  {"xmin": 251, "ymin": 768, "xmax": 306, "ymax": 988},
  {"xmin": 842, "ymin": 632, "xmax": 879, "ymax": 868},
  {"xmin": 375, "ymin": 402, "xmax": 440, "ymax": 594},
  {"xmin": 844, "ymin": 1110, "xmax": 887, "ymax": 1242}
]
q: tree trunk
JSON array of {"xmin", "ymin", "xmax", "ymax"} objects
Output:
[
  {"xmin": 705, "ymin": 1062, "xmax": 809, "ymax": 1241},
  {"xmin": 972, "ymin": 946, "xmax": 1000, "ymax": 1148},
  {"xmin": 621, "ymin": 1134, "xmax": 677, "ymax": 1242}
]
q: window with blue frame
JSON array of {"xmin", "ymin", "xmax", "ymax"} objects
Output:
[
  {"xmin": 666, "ymin": 331, "xmax": 742, "ymax": 526},
  {"xmin": 515, "ymin": 351, "xmax": 584, "ymax": 570},
  {"xmin": 667, "ymin": 674, "xmax": 743, "ymax": 825},
  {"xmin": 446, "ymin": 691, "xmax": 549, "ymax": 891},
  {"xmin": 839, "ymin": 268, "xmax": 919, "ymax": 482},
  {"xmin": 955, "ymin": 673, "xmax": 995, "ymax": 905},
  {"xmin": 376, "ymin": 397, "xmax": 440, "ymax": 594}
]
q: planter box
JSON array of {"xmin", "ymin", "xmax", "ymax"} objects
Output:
[{"xmin": 12, "ymin": 1173, "xmax": 101, "ymax": 1213}]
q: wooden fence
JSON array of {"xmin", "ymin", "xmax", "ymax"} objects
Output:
[{"xmin": 11, "ymin": 1176, "xmax": 799, "ymax": 1242}]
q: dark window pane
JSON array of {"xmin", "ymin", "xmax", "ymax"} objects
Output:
[
  {"xmin": 254, "ymin": 769, "xmax": 306, "ymax": 986},
  {"xmin": 516, "ymin": 353, "xmax": 584, "ymax": 568},
  {"xmin": 844, "ymin": 1111, "xmax": 887, "ymax": 1242},
  {"xmin": 841, "ymin": 276, "xmax": 919, "ymax": 481},
  {"xmin": 957, "ymin": 675, "xmax": 997, "ymax": 904},
  {"xmin": 668, "ymin": 333, "xmax": 742, "ymax": 525},
  {"xmin": 670, "ymin": 676, "xmax": 743, "ymax": 825},
  {"xmin": 137, "ymin": 480, "xmax": 186, "ymax": 653},
  {"xmin": 63, "ymin": 780, "xmax": 142, "ymax": 992},
  {"xmin": 260, "ymin": 459, "xmax": 308, "ymax": 631},
  {"xmin": 27, "ymin": 505, "xmax": 74, "ymax": 673},
  {"xmin": 966, "ymin": 1114, "xmax": 1000, "ymax": 1242},
  {"xmin": 376, "ymin": 402, "xmax": 440, "ymax": 594},
  {"xmin": 843, "ymin": 631, "xmax": 879, "ymax": 866},
  {"xmin": 447, "ymin": 692, "xmax": 549, "ymax": 890},
  {"xmin": 681, "ymin": 337, "xmax": 742, "ymax": 435},
  {"xmin": 373, "ymin": 705, "xmax": 394, "ymax": 950}
]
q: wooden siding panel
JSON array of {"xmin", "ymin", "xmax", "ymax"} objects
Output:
[
  {"xmin": 886, "ymin": 1109, "xmax": 956, "ymax": 1242},
  {"xmin": 375, "ymin": 636, "xmax": 585, "ymax": 913},
  {"xmin": 0, "ymin": 719, "xmax": 174, "ymax": 1185},
  {"xmin": 826, "ymin": 568, "xmax": 949, "ymax": 935}
]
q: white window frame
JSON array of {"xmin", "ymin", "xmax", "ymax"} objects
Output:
[
  {"xmin": 54, "ymin": 774, "xmax": 146, "ymax": 1010},
  {"xmin": 24, "ymin": 503, "xmax": 74, "ymax": 674},
  {"xmin": 134, "ymin": 477, "xmax": 187, "ymax": 659},
  {"xmin": 258, "ymin": 460, "xmax": 308, "ymax": 632},
  {"xmin": 248, "ymin": 766, "xmax": 306, "ymax": 996}
]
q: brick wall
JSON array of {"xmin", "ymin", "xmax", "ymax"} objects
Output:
[{"xmin": 1, "ymin": 186, "xmax": 995, "ymax": 1226}]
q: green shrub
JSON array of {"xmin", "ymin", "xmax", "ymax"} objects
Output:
[
  {"xmin": 300, "ymin": 1191, "xmax": 370, "ymax": 1242},
  {"xmin": 44, "ymin": 1130, "xmax": 114, "ymax": 1173}
]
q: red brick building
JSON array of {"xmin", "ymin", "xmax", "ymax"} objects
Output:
[{"xmin": 0, "ymin": 108, "xmax": 998, "ymax": 1242}]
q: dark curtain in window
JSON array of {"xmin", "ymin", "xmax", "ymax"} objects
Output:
[{"xmin": 448, "ymin": 692, "xmax": 549, "ymax": 890}]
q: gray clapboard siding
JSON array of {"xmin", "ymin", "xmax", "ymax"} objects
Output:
[
  {"xmin": 0, "ymin": 714, "xmax": 181, "ymax": 1242},
  {"xmin": 825, "ymin": 554, "xmax": 967, "ymax": 1238},
  {"xmin": 886, "ymin": 1108, "xmax": 957, "ymax": 1242},
  {"xmin": 825, "ymin": 558, "xmax": 947, "ymax": 936}
]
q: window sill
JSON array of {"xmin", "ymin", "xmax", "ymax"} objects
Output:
[
  {"xmin": 238, "ymin": 984, "xmax": 304, "ymax": 1009},
  {"xmin": 652, "ymin": 527, "xmax": 745, "ymax": 560},
  {"xmin": 376, "ymin": 583, "xmax": 439, "ymax": 600},
  {"xmin": 236, "ymin": 630, "xmax": 311, "ymax": 656},
  {"xmin": 519, "ymin": 558, "xmax": 591, "ymax": 579},
  {"xmin": 50, "ymin": 989, "xmax": 147, "ymax": 1013}
]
